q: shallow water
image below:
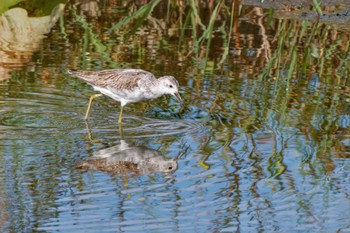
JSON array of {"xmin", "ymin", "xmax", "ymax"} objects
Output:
[{"xmin": 0, "ymin": 1, "xmax": 350, "ymax": 232}]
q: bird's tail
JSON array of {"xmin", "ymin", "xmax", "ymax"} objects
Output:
[
  {"xmin": 67, "ymin": 69, "xmax": 78, "ymax": 75},
  {"xmin": 66, "ymin": 69, "xmax": 100, "ymax": 84}
]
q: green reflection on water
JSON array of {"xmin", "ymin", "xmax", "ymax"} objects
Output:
[
  {"xmin": 0, "ymin": 0, "xmax": 22, "ymax": 15},
  {"xmin": 1, "ymin": 0, "xmax": 67, "ymax": 16},
  {"xmin": 1, "ymin": 0, "xmax": 350, "ymax": 232}
]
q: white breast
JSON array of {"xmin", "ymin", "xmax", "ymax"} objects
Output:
[{"xmin": 92, "ymin": 85, "xmax": 147, "ymax": 106}]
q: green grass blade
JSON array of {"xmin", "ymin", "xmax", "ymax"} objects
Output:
[
  {"xmin": 107, "ymin": 0, "xmax": 161, "ymax": 34},
  {"xmin": 311, "ymin": 0, "xmax": 323, "ymax": 16}
]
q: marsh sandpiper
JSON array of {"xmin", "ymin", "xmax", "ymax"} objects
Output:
[{"xmin": 68, "ymin": 69, "xmax": 182, "ymax": 123}]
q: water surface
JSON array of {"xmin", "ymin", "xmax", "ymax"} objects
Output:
[{"xmin": 0, "ymin": 1, "xmax": 350, "ymax": 232}]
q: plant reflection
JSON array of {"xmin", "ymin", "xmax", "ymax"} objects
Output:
[{"xmin": 1, "ymin": 1, "xmax": 350, "ymax": 231}]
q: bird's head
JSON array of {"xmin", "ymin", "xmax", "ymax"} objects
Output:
[{"xmin": 158, "ymin": 76, "xmax": 183, "ymax": 103}]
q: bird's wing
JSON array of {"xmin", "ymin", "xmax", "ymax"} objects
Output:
[{"xmin": 68, "ymin": 69, "xmax": 155, "ymax": 90}]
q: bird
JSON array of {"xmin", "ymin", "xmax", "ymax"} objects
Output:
[{"xmin": 67, "ymin": 69, "xmax": 183, "ymax": 123}]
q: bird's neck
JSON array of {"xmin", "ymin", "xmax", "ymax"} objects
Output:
[{"xmin": 148, "ymin": 79, "xmax": 164, "ymax": 98}]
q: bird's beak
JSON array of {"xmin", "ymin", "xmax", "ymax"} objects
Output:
[{"xmin": 173, "ymin": 92, "xmax": 183, "ymax": 104}]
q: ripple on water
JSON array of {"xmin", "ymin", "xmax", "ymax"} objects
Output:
[
  {"xmin": 119, "ymin": 116, "xmax": 207, "ymax": 138},
  {"xmin": 0, "ymin": 88, "xmax": 88, "ymax": 142},
  {"xmin": 84, "ymin": 113, "xmax": 208, "ymax": 140},
  {"xmin": 1, "ymin": 83, "xmax": 208, "ymax": 140}
]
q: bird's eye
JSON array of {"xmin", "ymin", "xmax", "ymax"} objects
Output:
[{"xmin": 169, "ymin": 85, "xmax": 173, "ymax": 88}]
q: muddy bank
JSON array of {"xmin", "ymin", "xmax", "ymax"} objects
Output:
[
  {"xmin": 243, "ymin": 0, "xmax": 348, "ymax": 9},
  {"xmin": 243, "ymin": 0, "xmax": 350, "ymax": 27}
]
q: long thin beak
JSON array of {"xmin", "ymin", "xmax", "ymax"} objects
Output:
[{"xmin": 173, "ymin": 92, "xmax": 183, "ymax": 104}]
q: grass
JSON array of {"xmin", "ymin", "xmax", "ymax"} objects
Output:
[{"xmin": 311, "ymin": 0, "xmax": 323, "ymax": 16}]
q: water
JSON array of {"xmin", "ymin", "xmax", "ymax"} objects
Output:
[{"xmin": 1, "ymin": 1, "xmax": 350, "ymax": 232}]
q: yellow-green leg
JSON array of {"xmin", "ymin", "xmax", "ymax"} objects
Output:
[
  {"xmin": 118, "ymin": 106, "xmax": 124, "ymax": 124},
  {"xmin": 118, "ymin": 121, "xmax": 124, "ymax": 139},
  {"xmin": 85, "ymin": 94, "xmax": 103, "ymax": 120}
]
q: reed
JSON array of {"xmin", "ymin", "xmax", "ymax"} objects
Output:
[
  {"xmin": 107, "ymin": 0, "xmax": 161, "ymax": 34},
  {"xmin": 71, "ymin": 5, "xmax": 119, "ymax": 68},
  {"xmin": 311, "ymin": 0, "xmax": 323, "ymax": 16}
]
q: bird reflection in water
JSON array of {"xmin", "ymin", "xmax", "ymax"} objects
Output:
[
  {"xmin": 78, "ymin": 119, "xmax": 187, "ymax": 176},
  {"xmin": 76, "ymin": 140, "xmax": 182, "ymax": 176}
]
